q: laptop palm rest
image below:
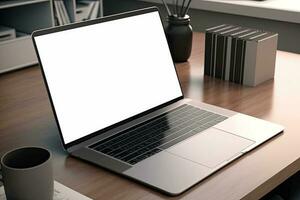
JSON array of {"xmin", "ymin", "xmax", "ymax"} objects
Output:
[
  {"xmin": 123, "ymin": 128, "xmax": 254, "ymax": 195},
  {"xmin": 166, "ymin": 128, "xmax": 254, "ymax": 168},
  {"xmin": 123, "ymin": 151, "xmax": 212, "ymax": 195}
]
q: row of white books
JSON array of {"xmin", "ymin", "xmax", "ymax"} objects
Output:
[{"xmin": 53, "ymin": 0, "xmax": 71, "ymax": 25}]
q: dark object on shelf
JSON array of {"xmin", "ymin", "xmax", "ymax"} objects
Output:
[
  {"xmin": 165, "ymin": 15, "xmax": 193, "ymax": 62},
  {"xmin": 204, "ymin": 24, "xmax": 278, "ymax": 86}
]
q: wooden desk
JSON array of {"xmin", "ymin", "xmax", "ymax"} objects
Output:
[{"xmin": 0, "ymin": 32, "xmax": 299, "ymax": 200}]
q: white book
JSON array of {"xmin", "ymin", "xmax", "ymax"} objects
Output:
[
  {"xmin": 57, "ymin": 1, "xmax": 66, "ymax": 25},
  {"xmin": 54, "ymin": 1, "xmax": 64, "ymax": 25},
  {"xmin": 243, "ymin": 32, "xmax": 278, "ymax": 86},
  {"xmin": 86, "ymin": 1, "xmax": 96, "ymax": 20},
  {"xmin": 60, "ymin": 1, "xmax": 71, "ymax": 24},
  {"xmin": 90, "ymin": 1, "xmax": 99, "ymax": 19}
]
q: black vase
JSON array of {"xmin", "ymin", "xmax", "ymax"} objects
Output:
[{"xmin": 165, "ymin": 15, "xmax": 193, "ymax": 63}]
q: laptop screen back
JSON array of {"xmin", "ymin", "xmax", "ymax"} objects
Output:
[{"xmin": 33, "ymin": 10, "xmax": 182, "ymax": 145}]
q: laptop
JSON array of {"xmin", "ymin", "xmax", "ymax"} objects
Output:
[{"xmin": 32, "ymin": 7, "xmax": 284, "ymax": 195}]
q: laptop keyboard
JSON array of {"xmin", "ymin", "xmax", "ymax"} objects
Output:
[{"xmin": 90, "ymin": 104, "xmax": 228, "ymax": 165}]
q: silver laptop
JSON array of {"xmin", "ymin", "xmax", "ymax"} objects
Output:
[{"xmin": 32, "ymin": 7, "xmax": 284, "ymax": 195}]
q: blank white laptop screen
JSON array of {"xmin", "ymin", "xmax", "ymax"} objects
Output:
[{"xmin": 34, "ymin": 11, "xmax": 182, "ymax": 144}]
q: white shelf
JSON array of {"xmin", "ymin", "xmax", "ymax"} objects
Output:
[
  {"xmin": 0, "ymin": 0, "xmax": 103, "ymax": 73},
  {"xmin": 0, "ymin": 32, "xmax": 28, "ymax": 44},
  {"xmin": 0, "ymin": 0, "xmax": 54, "ymax": 73},
  {"xmin": 0, "ymin": 0, "xmax": 50, "ymax": 10},
  {"xmin": 142, "ymin": 0, "xmax": 300, "ymax": 24},
  {"xmin": 0, "ymin": 33, "xmax": 37, "ymax": 73}
]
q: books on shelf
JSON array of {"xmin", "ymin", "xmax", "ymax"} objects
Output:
[
  {"xmin": 204, "ymin": 24, "xmax": 278, "ymax": 86},
  {"xmin": 0, "ymin": 25, "xmax": 16, "ymax": 42},
  {"xmin": 76, "ymin": 0, "xmax": 101, "ymax": 22},
  {"xmin": 53, "ymin": 0, "xmax": 71, "ymax": 26}
]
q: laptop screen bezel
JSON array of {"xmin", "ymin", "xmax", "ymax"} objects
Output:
[{"xmin": 31, "ymin": 7, "xmax": 184, "ymax": 150}]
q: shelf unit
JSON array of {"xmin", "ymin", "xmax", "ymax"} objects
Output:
[{"xmin": 0, "ymin": 0, "xmax": 103, "ymax": 74}]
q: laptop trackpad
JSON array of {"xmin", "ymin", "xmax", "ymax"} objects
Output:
[{"xmin": 166, "ymin": 128, "xmax": 254, "ymax": 168}]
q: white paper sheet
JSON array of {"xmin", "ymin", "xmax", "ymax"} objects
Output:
[{"xmin": 0, "ymin": 180, "xmax": 93, "ymax": 200}]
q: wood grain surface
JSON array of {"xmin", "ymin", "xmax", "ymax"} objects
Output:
[{"xmin": 0, "ymin": 32, "xmax": 300, "ymax": 200}]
